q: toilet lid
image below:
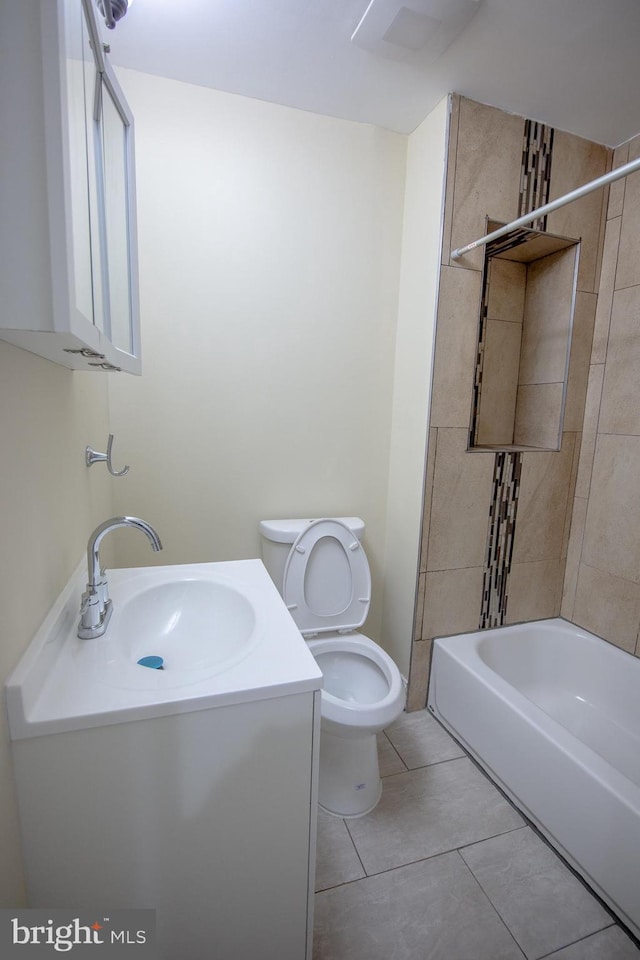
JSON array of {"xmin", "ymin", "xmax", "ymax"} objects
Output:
[{"xmin": 282, "ymin": 519, "xmax": 371, "ymax": 636}]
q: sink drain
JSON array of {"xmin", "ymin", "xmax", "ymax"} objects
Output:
[{"xmin": 137, "ymin": 655, "xmax": 164, "ymax": 670}]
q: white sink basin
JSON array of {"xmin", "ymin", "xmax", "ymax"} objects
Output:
[
  {"xmin": 77, "ymin": 568, "xmax": 261, "ymax": 690},
  {"xmin": 114, "ymin": 578, "xmax": 255, "ymax": 674},
  {"xmin": 122, "ymin": 578, "xmax": 256, "ymax": 669},
  {"xmin": 5, "ymin": 560, "xmax": 322, "ymax": 738}
]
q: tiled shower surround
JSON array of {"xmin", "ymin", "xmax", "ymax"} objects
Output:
[
  {"xmin": 562, "ymin": 134, "xmax": 640, "ymax": 650},
  {"xmin": 407, "ymin": 95, "xmax": 620, "ymax": 709}
]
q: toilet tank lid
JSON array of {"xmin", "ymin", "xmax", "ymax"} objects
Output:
[{"xmin": 259, "ymin": 517, "xmax": 365, "ymax": 544}]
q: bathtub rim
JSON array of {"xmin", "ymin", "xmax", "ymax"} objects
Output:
[
  {"xmin": 429, "ymin": 617, "xmax": 640, "ymax": 805},
  {"xmin": 427, "ymin": 616, "xmax": 640, "ymax": 940}
]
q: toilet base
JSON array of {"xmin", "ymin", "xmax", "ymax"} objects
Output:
[{"xmin": 317, "ymin": 728, "xmax": 382, "ymax": 818}]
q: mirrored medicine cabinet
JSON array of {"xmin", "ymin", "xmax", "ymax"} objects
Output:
[
  {"xmin": 469, "ymin": 220, "xmax": 580, "ymax": 452},
  {"xmin": 0, "ymin": 0, "xmax": 140, "ymax": 372}
]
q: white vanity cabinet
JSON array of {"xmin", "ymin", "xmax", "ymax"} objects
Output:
[
  {"xmin": 6, "ymin": 558, "xmax": 322, "ymax": 959},
  {"xmin": 12, "ymin": 691, "xmax": 321, "ymax": 959},
  {"xmin": 0, "ymin": 0, "xmax": 140, "ymax": 372}
]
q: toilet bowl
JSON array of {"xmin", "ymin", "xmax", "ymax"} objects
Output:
[
  {"xmin": 308, "ymin": 631, "xmax": 405, "ymax": 816},
  {"xmin": 307, "ymin": 634, "xmax": 405, "ymax": 738},
  {"xmin": 259, "ymin": 517, "xmax": 406, "ymax": 817}
]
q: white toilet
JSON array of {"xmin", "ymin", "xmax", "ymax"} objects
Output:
[{"xmin": 259, "ymin": 517, "xmax": 405, "ymax": 817}]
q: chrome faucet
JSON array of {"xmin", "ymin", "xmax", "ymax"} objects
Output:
[{"xmin": 78, "ymin": 516, "xmax": 163, "ymax": 638}]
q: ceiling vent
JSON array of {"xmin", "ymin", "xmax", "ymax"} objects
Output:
[{"xmin": 351, "ymin": 0, "xmax": 482, "ymax": 63}]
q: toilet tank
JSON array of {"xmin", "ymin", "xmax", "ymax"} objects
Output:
[{"xmin": 259, "ymin": 517, "xmax": 365, "ymax": 595}]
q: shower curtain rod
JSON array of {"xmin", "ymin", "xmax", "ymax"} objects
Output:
[{"xmin": 450, "ymin": 154, "xmax": 640, "ymax": 260}]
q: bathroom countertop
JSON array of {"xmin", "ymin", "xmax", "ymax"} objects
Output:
[{"xmin": 6, "ymin": 559, "xmax": 322, "ymax": 739}]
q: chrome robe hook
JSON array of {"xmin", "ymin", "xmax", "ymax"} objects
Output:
[{"xmin": 85, "ymin": 434, "xmax": 130, "ymax": 477}]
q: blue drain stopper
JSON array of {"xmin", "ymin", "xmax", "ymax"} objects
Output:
[{"xmin": 137, "ymin": 655, "xmax": 164, "ymax": 670}]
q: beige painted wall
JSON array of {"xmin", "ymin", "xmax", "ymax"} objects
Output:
[
  {"xmin": 0, "ymin": 70, "xmax": 419, "ymax": 907},
  {"xmin": 381, "ymin": 96, "xmax": 448, "ymax": 676},
  {"xmin": 0, "ymin": 343, "xmax": 113, "ymax": 905},
  {"xmin": 107, "ymin": 69, "xmax": 407, "ymax": 643}
]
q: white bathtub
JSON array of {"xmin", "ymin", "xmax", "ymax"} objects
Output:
[{"xmin": 428, "ymin": 617, "xmax": 640, "ymax": 938}]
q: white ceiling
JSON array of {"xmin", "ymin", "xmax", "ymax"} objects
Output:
[{"xmin": 108, "ymin": 0, "xmax": 640, "ymax": 147}]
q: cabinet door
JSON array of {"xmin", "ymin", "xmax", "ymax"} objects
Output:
[
  {"xmin": 0, "ymin": 0, "xmax": 140, "ymax": 373},
  {"xmin": 96, "ymin": 73, "xmax": 139, "ymax": 358},
  {"xmin": 81, "ymin": 0, "xmax": 141, "ymax": 372},
  {"xmin": 63, "ymin": 0, "xmax": 96, "ymax": 329}
]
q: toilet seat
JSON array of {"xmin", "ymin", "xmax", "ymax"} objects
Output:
[{"xmin": 283, "ymin": 519, "xmax": 371, "ymax": 637}]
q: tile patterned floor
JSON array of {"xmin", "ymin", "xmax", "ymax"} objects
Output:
[{"xmin": 314, "ymin": 710, "xmax": 640, "ymax": 960}]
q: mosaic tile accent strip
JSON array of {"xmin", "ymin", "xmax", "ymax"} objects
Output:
[
  {"xmin": 486, "ymin": 228, "xmax": 532, "ymax": 258},
  {"xmin": 469, "ymin": 260, "xmax": 491, "ymax": 448},
  {"xmin": 470, "ymin": 225, "xmax": 532, "ymax": 448},
  {"xmin": 480, "ymin": 451, "xmax": 522, "ymax": 628},
  {"xmin": 479, "ymin": 118, "xmax": 555, "ymax": 628},
  {"xmin": 518, "ymin": 119, "xmax": 554, "ymax": 230}
]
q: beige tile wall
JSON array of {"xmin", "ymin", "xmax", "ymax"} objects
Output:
[
  {"xmin": 508, "ymin": 431, "xmax": 579, "ymax": 621},
  {"xmin": 518, "ymin": 248, "xmax": 577, "ymax": 385},
  {"xmin": 429, "ymin": 267, "xmax": 483, "ymax": 427},
  {"xmin": 562, "ymin": 134, "xmax": 640, "ymax": 658},
  {"xmin": 564, "ymin": 291, "xmax": 598, "ymax": 431},
  {"xmin": 477, "ymin": 319, "xmax": 521, "ymax": 445},
  {"xmin": 475, "ymin": 258, "xmax": 526, "ymax": 446},
  {"xmin": 513, "ymin": 383, "xmax": 564, "ymax": 448},
  {"xmin": 546, "ymin": 129, "xmax": 610, "ymax": 294},
  {"xmin": 407, "ymin": 96, "xmax": 611, "ymax": 709},
  {"xmin": 446, "ymin": 98, "xmax": 524, "ymax": 273}
]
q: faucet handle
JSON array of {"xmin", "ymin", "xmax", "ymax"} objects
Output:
[
  {"xmin": 79, "ymin": 588, "xmax": 102, "ymax": 631},
  {"xmin": 78, "ymin": 587, "xmax": 114, "ymax": 639},
  {"xmin": 95, "ymin": 570, "xmax": 110, "ymax": 610}
]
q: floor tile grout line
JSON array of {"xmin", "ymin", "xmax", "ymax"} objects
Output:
[
  {"xmin": 378, "ymin": 751, "xmax": 468, "ymax": 781},
  {"xmin": 455, "ymin": 831, "xmax": 609, "ymax": 959},
  {"xmin": 455, "ymin": 822, "xmax": 529, "ymax": 854},
  {"xmin": 535, "ymin": 922, "xmax": 618, "ymax": 960},
  {"xmin": 316, "ymin": 847, "xmax": 497, "ymax": 895},
  {"xmin": 380, "ymin": 731, "xmax": 408, "ymax": 774},
  {"xmin": 452, "ymin": 847, "xmax": 529, "ymax": 960},
  {"xmin": 342, "ymin": 816, "xmax": 368, "ymax": 879},
  {"xmin": 320, "ymin": 822, "xmax": 531, "ymax": 889},
  {"xmin": 316, "ymin": 850, "xmax": 638, "ymax": 954}
]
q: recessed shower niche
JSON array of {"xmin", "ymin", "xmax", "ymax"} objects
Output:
[{"xmin": 469, "ymin": 220, "xmax": 580, "ymax": 452}]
